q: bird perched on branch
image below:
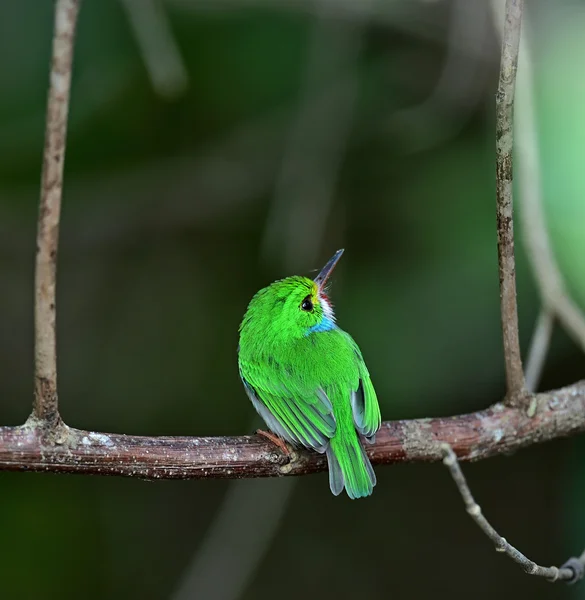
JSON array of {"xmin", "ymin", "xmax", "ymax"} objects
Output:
[{"xmin": 238, "ymin": 249, "xmax": 381, "ymax": 499}]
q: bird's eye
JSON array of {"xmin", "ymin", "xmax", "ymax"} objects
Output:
[{"xmin": 301, "ymin": 296, "xmax": 313, "ymax": 312}]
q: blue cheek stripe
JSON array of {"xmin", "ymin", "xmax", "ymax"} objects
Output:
[{"xmin": 306, "ymin": 316, "xmax": 336, "ymax": 335}]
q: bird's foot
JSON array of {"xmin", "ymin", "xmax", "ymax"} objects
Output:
[{"xmin": 256, "ymin": 429, "xmax": 291, "ymax": 458}]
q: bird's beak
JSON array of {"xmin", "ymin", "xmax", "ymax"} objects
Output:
[{"xmin": 314, "ymin": 249, "xmax": 344, "ymax": 289}]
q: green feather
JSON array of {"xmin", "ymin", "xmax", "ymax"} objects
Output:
[{"xmin": 238, "ymin": 252, "xmax": 381, "ymax": 499}]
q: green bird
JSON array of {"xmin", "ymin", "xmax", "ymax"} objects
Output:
[{"xmin": 238, "ymin": 249, "xmax": 381, "ymax": 499}]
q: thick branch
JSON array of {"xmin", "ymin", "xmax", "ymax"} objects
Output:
[
  {"xmin": 495, "ymin": 0, "xmax": 525, "ymax": 400},
  {"xmin": 33, "ymin": 0, "xmax": 80, "ymax": 427},
  {"xmin": 1, "ymin": 381, "xmax": 584, "ymax": 478}
]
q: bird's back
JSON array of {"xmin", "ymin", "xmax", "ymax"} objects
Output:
[{"xmin": 240, "ymin": 326, "xmax": 360, "ymax": 391}]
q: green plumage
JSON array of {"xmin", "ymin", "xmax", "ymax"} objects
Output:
[{"xmin": 238, "ymin": 250, "xmax": 381, "ymax": 499}]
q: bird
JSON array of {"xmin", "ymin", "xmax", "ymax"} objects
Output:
[{"xmin": 238, "ymin": 249, "xmax": 381, "ymax": 499}]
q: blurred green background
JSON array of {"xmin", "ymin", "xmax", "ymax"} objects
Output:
[{"xmin": 1, "ymin": 1, "xmax": 584, "ymax": 599}]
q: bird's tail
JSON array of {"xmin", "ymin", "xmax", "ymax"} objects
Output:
[{"xmin": 326, "ymin": 432, "xmax": 376, "ymax": 499}]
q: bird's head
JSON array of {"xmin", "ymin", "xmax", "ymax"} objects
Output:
[{"xmin": 240, "ymin": 249, "xmax": 344, "ymax": 341}]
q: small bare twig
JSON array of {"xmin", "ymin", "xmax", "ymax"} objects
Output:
[
  {"xmin": 525, "ymin": 309, "xmax": 554, "ymax": 393},
  {"xmin": 441, "ymin": 444, "xmax": 585, "ymax": 584},
  {"xmin": 121, "ymin": 0, "xmax": 189, "ymax": 98},
  {"xmin": 491, "ymin": 0, "xmax": 585, "ymax": 363},
  {"xmin": 495, "ymin": 0, "xmax": 526, "ymax": 401},
  {"xmin": 32, "ymin": 0, "xmax": 80, "ymax": 429}
]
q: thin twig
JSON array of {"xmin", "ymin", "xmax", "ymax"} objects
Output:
[
  {"xmin": 3, "ymin": 380, "xmax": 585, "ymax": 477},
  {"xmin": 525, "ymin": 309, "xmax": 554, "ymax": 393},
  {"xmin": 441, "ymin": 444, "xmax": 585, "ymax": 583},
  {"xmin": 495, "ymin": 0, "xmax": 526, "ymax": 401},
  {"xmin": 32, "ymin": 0, "xmax": 80, "ymax": 429},
  {"xmin": 506, "ymin": 5, "xmax": 585, "ymax": 354}
]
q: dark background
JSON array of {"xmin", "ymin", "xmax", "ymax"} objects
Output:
[{"xmin": 1, "ymin": 1, "xmax": 584, "ymax": 599}]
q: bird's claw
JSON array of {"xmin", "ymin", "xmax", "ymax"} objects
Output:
[{"xmin": 256, "ymin": 429, "xmax": 291, "ymax": 458}]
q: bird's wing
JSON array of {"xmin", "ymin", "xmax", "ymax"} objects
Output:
[
  {"xmin": 350, "ymin": 375, "xmax": 380, "ymax": 441},
  {"xmin": 344, "ymin": 333, "xmax": 381, "ymax": 441},
  {"xmin": 240, "ymin": 360, "xmax": 336, "ymax": 453}
]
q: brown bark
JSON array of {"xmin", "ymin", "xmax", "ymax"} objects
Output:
[
  {"xmin": 33, "ymin": 0, "xmax": 80, "ymax": 427},
  {"xmin": 3, "ymin": 381, "xmax": 584, "ymax": 479},
  {"xmin": 495, "ymin": 0, "xmax": 526, "ymax": 400}
]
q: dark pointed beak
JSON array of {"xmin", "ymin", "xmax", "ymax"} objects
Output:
[{"xmin": 314, "ymin": 249, "xmax": 344, "ymax": 289}]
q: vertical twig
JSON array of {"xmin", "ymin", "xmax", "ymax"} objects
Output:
[
  {"xmin": 492, "ymin": 0, "xmax": 585, "ymax": 394},
  {"xmin": 495, "ymin": 0, "xmax": 526, "ymax": 401},
  {"xmin": 32, "ymin": 0, "xmax": 80, "ymax": 427},
  {"xmin": 508, "ymin": 5, "xmax": 585, "ymax": 354}
]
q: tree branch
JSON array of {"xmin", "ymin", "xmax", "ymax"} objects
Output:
[
  {"xmin": 33, "ymin": 0, "xmax": 80, "ymax": 429},
  {"xmin": 508, "ymin": 4, "xmax": 585, "ymax": 354},
  {"xmin": 441, "ymin": 444, "xmax": 585, "ymax": 584},
  {"xmin": 1, "ymin": 381, "xmax": 584, "ymax": 478},
  {"xmin": 495, "ymin": 0, "xmax": 525, "ymax": 401}
]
